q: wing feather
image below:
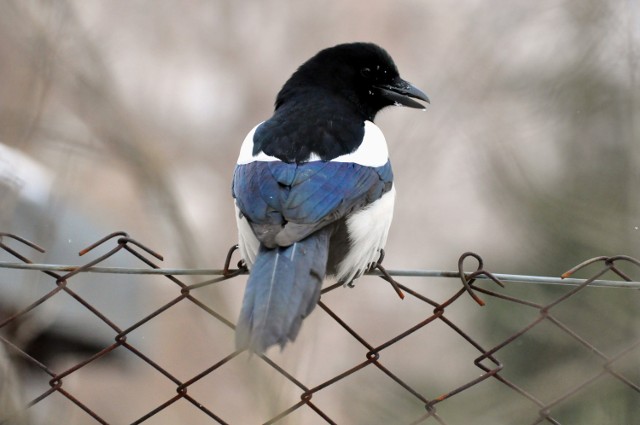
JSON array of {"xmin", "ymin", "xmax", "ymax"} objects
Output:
[{"xmin": 233, "ymin": 160, "xmax": 392, "ymax": 247}]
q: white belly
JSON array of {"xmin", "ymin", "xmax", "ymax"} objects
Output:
[
  {"xmin": 235, "ymin": 204, "xmax": 260, "ymax": 269},
  {"xmin": 335, "ymin": 185, "xmax": 395, "ymax": 284}
]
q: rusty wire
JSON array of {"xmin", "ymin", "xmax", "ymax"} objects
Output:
[{"xmin": 0, "ymin": 231, "xmax": 638, "ymax": 424}]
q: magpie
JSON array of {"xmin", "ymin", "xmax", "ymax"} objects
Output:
[{"xmin": 232, "ymin": 42, "xmax": 429, "ymax": 354}]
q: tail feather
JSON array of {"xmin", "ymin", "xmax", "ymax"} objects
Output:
[{"xmin": 235, "ymin": 229, "xmax": 330, "ymax": 353}]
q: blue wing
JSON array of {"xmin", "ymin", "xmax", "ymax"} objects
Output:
[{"xmin": 232, "ymin": 160, "xmax": 393, "ymax": 247}]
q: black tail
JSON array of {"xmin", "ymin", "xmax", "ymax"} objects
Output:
[{"xmin": 235, "ymin": 229, "xmax": 330, "ymax": 353}]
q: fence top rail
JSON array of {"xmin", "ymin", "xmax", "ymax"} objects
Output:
[{"xmin": 1, "ymin": 261, "xmax": 638, "ymax": 289}]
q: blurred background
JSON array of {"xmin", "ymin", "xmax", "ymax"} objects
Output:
[{"xmin": 0, "ymin": 0, "xmax": 638, "ymax": 424}]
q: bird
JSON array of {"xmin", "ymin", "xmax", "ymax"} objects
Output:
[{"xmin": 232, "ymin": 42, "xmax": 429, "ymax": 354}]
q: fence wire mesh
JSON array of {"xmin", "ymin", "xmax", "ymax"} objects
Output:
[{"xmin": 0, "ymin": 231, "xmax": 638, "ymax": 424}]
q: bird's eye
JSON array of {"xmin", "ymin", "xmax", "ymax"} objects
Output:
[{"xmin": 360, "ymin": 67, "xmax": 372, "ymax": 78}]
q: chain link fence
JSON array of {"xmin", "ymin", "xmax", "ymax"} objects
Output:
[{"xmin": 0, "ymin": 231, "xmax": 638, "ymax": 424}]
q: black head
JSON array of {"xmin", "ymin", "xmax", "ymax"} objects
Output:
[{"xmin": 275, "ymin": 42, "xmax": 429, "ymax": 121}]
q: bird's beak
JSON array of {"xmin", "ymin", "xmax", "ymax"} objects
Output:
[{"xmin": 376, "ymin": 77, "xmax": 430, "ymax": 109}]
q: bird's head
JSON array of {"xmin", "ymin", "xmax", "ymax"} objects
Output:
[{"xmin": 276, "ymin": 42, "xmax": 430, "ymax": 120}]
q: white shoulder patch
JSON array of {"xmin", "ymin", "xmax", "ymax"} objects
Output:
[
  {"xmin": 236, "ymin": 120, "xmax": 388, "ymax": 166},
  {"xmin": 236, "ymin": 122, "xmax": 280, "ymax": 165},
  {"xmin": 330, "ymin": 121, "xmax": 389, "ymax": 167}
]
